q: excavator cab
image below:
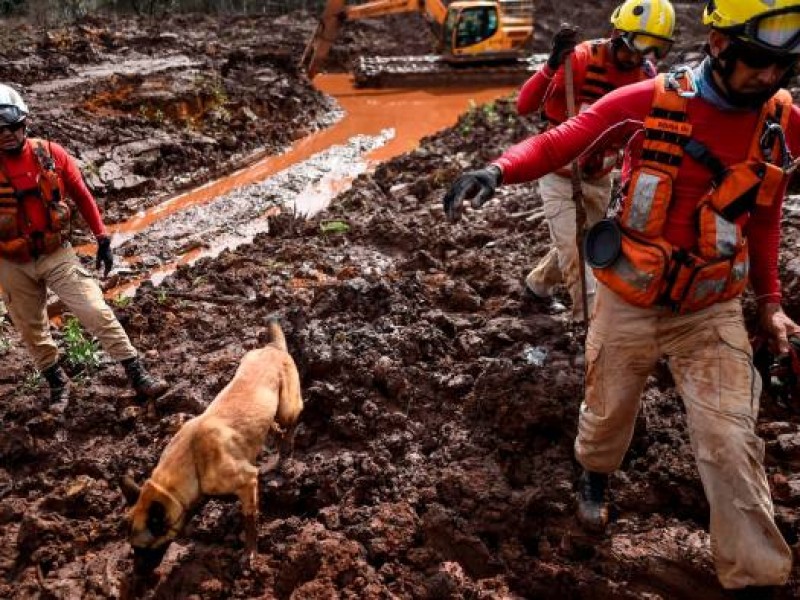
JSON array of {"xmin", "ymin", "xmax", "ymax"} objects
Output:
[
  {"xmin": 444, "ymin": 1, "xmax": 533, "ymax": 61},
  {"xmin": 445, "ymin": 4, "xmax": 499, "ymax": 52}
]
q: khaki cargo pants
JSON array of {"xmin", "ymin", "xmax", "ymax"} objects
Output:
[
  {"xmin": 576, "ymin": 283, "xmax": 793, "ymax": 589},
  {"xmin": 526, "ymin": 171, "xmax": 612, "ymax": 321},
  {"xmin": 0, "ymin": 244, "xmax": 136, "ymax": 370}
]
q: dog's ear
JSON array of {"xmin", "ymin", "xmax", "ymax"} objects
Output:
[
  {"xmin": 120, "ymin": 475, "xmax": 141, "ymax": 506},
  {"xmin": 146, "ymin": 501, "xmax": 170, "ymax": 538}
]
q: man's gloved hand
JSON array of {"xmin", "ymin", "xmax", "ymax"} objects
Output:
[
  {"xmin": 442, "ymin": 165, "xmax": 502, "ymax": 223},
  {"xmin": 95, "ymin": 235, "xmax": 113, "ymax": 277},
  {"xmin": 547, "ymin": 24, "xmax": 580, "ymax": 71}
]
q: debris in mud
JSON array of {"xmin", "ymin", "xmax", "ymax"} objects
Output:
[{"xmin": 1, "ymin": 4, "xmax": 800, "ymax": 600}]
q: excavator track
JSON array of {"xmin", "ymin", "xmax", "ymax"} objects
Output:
[{"xmin": 353, "ymin": 53, "xmax": 548, "ymax": 88}]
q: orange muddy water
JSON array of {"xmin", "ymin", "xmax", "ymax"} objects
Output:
[
  {"xmin": 71, "ymin": 75, "xmax": 518, "ymax": 298},
  {"xmin": 111, "ymin": 74, "xmax": 516, "ymax": 236}
]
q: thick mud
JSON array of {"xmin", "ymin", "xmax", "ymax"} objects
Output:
[
  {"xmin": 2, "ymin": 3, "xmax": 800, "ymax": 600},
  {"xmin": 1, "ymin": 12, "xmax": 335, "ymax": 228}
]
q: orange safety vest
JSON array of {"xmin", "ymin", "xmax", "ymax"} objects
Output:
[
  {"xmin": 577, "ymin": 41, "xmax": 616, "ymax": 107},
  {"xmin": 594, "ymin": 71, "xmax": 792, "ymax": 314},
  {"xmin": 0, "ymin": 139, "xmax": 70, "ymax": 263},
  {"xmin": 543, "ymin": 41, "xmax": 619, "ymax": 179},
  {"xmin": 541, "ymin": 40, "xmax": 615, "ymax": 126}
]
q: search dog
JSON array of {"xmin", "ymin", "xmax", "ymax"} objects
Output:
[{"xmin": 120, "ymin": 317, "xmax": 303, "ymax": 573}]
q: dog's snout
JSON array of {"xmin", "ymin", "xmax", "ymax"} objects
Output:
[{"xmin": 132, "ymin": 544, "xmax": 170, "ymax": 575}]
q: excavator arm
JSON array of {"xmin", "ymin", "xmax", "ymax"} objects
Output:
[{"xmin": 300, "ymin": 0, "xmax": 450, "ymax": 77}]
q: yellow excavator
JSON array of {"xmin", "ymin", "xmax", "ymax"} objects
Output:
[{"xmin": 300, "ymin": 0, "xmax": 543, "ymax": 87}]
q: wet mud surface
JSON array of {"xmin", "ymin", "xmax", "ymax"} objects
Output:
[
  {"xmin": 2, "ymin": 3, "xmax": 800, "ymax": 599},
  {"xmin": 0, "ymin": 12, "xmax": 335, "ymax": 226}
]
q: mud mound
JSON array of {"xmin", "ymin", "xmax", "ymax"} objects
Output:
[
  {"xmin": 2, "ymin": 4, "xmax": 800, "ymax": 600},
  {"xmin": 4, "ymin": 13, "xmax": 333, "ymax": 228},
  {"xmin": 3, "ymin": 96, "xmax": 799, "ymax": 598}
]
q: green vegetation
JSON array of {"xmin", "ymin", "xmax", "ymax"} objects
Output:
[
  {"xmin": 482, "ymin": 101, "xmax": 500, "ymax": 124},
  {"xmin": 459, "ymin": 99, "xmax": 501, "ymax": 135},
  {"xmin": 111, "ymin": 294, "xmax": 132, "ymax": 308},
  {"xmin": 62, "ymin": 316, "xmax": 102, "ymax": 372},
  {"xmin": 320, "ymin": 220, "xmax": 350, "ymax": 235}
]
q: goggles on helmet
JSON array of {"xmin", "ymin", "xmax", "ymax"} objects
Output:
[
  {"xmin": 731, "ymin": 6, "xmax": 800, "ymax": 54},
  {"xmin": 0, "ymin": 121, "xmax": 25, "ymax": 133},
  {"xmin": 729, "ymin": 36, "xmax": 800, "ymax": 70},
  {"xmin": 619, "ymin": 31, "xmax": 673, "ymax": 59},
  {"xmin": 0, "ymin": 104, "xmax": 26, "ymax": 125}
]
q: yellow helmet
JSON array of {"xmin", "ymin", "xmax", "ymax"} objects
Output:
[
  {"xmin": 610, "ymin": 0, "xmax": 676, "ymax": 41},
  {"xmin": 703, "ymin": 0, "xmax": 800, "ymax": 54}
]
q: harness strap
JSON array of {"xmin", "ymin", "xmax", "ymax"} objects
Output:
[
  {"xmin": 641, "ymin": 74, "xmax": 692, "ymax": 178},
  {"xmin": 683, "ymin": 139, "xmax": 727, "ymax": 184}
]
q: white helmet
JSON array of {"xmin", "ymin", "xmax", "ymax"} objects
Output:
[{"xmin": 0, "ymin": 84, "xmax": 28, "ymax": 125}]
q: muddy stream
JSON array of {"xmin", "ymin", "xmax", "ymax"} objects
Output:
[{"xmin": 98, "ymin": 75, "xmax": 517, "ymax": 297}]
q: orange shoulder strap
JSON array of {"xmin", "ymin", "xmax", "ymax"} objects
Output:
[{"xmin": 640, "ymin": 73, "xmax": 693, "ymax": 179}]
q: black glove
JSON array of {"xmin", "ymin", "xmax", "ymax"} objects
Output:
[
  {"xmin": 754, "ymin": 334, "xmax": 800, "ymax": 406},
  {"xmin": 547, "ymin": 25, "xmax": 580, "ymax": 71},
  {"xmin": 95, "ymin": 235, "xmax": 113, "ymax": 277},
  {"xmin": 442, "ymin": 166, "xmax": 502, "ymax": 223}
]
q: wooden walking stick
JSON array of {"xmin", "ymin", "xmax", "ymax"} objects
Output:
[{"xmin": 563, "ymin": 53, "xmax": 590, "ymax": 323}]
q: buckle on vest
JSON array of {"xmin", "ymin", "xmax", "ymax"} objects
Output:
[
  {"xmin": 760, "ymin": 120, "xmax": 791, "ymax": 170},
  {"xmin": 665, "ymin": 66, "xmax": 698, "ymax": 98}
]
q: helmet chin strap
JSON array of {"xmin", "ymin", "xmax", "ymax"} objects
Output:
[{"xmin": 710, "ymin": 42, "xmax": 794, "ymax": 109}]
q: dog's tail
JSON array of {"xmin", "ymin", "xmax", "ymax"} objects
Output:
[{"xmin": 267, "ymin": 317, "xmax": 287, "ymax": 352}]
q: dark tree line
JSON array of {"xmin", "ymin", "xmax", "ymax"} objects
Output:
[{"xmin": 1, "ymin": 0, "xmax": 326, "ymax": 18}]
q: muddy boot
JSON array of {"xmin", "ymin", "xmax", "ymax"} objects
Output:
[
  {"xmin": 41, "ymin": 362, "xmax": 71, "ymax": 415},
  {"xmin": 576, "ymin": 470, "xmax": 609, "ymax": 533},
  {"xmin": 122, "ymin": 357, "xmax": 168, "ymax": 398}
]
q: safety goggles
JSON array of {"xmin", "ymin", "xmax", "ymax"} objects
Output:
[
  {"xmin": 620, "ymin": 31, "xmax": 673, "ymax": 60},
  {"xmin": 737, "ymin": 6, "xmax": 800, "ymax": 54},
  {"xmin": 0, "ymin": 105, "xmax": 25, "ymax": 127},
  {"xmin": 0, "ymin": 120, "xmax": 24, "ymax": 133},
  {"xmin": 732, "ymin": 37, "xmax": 800, "ymax": 70}
]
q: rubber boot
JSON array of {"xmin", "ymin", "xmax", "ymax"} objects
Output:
[
  {"xmin": 41, "ymin": 362, "xmax": 71, "ymax": 414},
  {"xmin": 576, "ymin": 470, "xmax": 609, "ymax": 533},
  {"xmin": 122, "ymin": 357, "xmax": 168, "ymax": 398}
]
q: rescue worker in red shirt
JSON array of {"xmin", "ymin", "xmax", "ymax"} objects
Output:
[
  {"xmin": 521, "ymin": 0, "xmax": 675, "ymax": 321},
  {"xmin": 0, "ymin": 84, "xmax": 168, "ymax": 414},
  {"xmin": 443, "ymin": 1, "xmax": 800, "ymax": 595}
]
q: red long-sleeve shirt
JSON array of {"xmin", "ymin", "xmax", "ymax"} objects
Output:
[
  {"xmin": 495, "ymin": 78, "xmax": 797, "ymax": 304},
  {"xmin": 1, "ymin": 139, "xmax": 106, "ymax": 238},
  {"xmin": 517, "ymin": 40, "xmax": 656, "ymax": 120}
]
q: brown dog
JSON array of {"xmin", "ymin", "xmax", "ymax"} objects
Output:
[{"xmin": 120, "ymin": 317, "xmax": 303, "ymax": 573}]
